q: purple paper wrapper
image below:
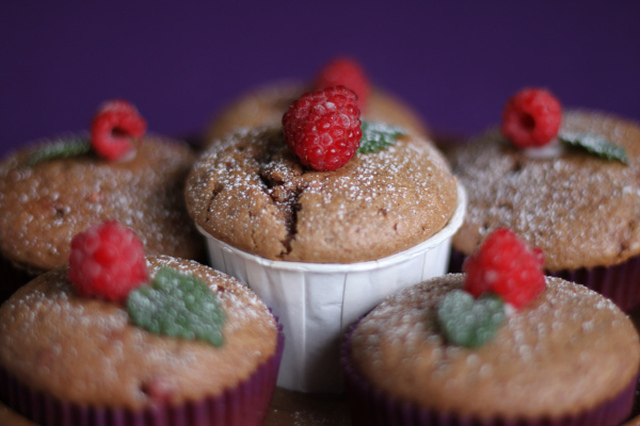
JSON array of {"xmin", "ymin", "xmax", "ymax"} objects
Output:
[
  {"xmin": 0, "ymin": 254, "xmax": 41, "ymax": 306},
  {"xmin": 0, "ymin": 318, "xmax": 284, "ymax": 426},
  {"xmin": 340, "ymin": 322, "xmax": 637, "ymax": 426},
  {"xmin": 448, "ymin": 248, "xmax": 640, "ymax": 312}
]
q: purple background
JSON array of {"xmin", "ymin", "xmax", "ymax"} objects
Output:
[{"xmin": 2, "ymin": 1, "xmax": 639, "ymax": 156}]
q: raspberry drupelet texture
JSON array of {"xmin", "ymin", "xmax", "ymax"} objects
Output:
[
  {"xmin": 68, "ymin": 220, "xmax": 149, "ymax": 302},
  {"xmin": 313, "ymin": 56, "xmax": 370, "ymax": 111},
  {"xmin": 463, "ymin": 228, "xmax": 545, "ymax": 308},
  {"xmin": 500, "ymin": 88, "xmax": 562, "ymax": 148},
  {"xmin": 282, "ymin": 85, "xmax": 362, "ymax": 171},
  {"xmin": 91, "ymin": 99, "xmax": 147, "ymax": 161}
]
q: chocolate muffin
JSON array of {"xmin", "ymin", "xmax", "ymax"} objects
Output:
[
  {"xmin": 342, "ymin": 273, "xmax": 640, "ymax": 425},
  {"xmin": 187, "ymin": 126, "xmax": 458, "ymax": 264},
  {"xmin": 186, "ymin": 121, "xmax": 464, "ymax": 392},
  {"xmin": 0, "ymin": 255, "xmax": 283, "ymax": 425},
  {"xmin": 447, "ymin": 110, "xmax": 640, "ymax": 310}
]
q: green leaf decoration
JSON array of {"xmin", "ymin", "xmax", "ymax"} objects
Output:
[
  {"xmin": 558, "ymin": 131, "xmax": 629, "ymax": 164},
  {"xmin": 436, "ymin": 290, "xmax": 505, "ymax": 348},
  {"xmin": 127, "ymin": 267, "xmax": 226, "ymax": 346},
  {"xmin": 357, "ymin": 120, "xmax": 406, "ymax": 154},
  {"xmin": 23, "ymin": 137, "xmax": 91, "ymax": 167}
]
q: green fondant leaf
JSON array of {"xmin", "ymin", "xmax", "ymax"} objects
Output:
[
  {"xmin": 127, "ymin": 267, "xmax": 226, "ymax": 346},
  {"xmin": 558, "ymin": 131, "xmax": 629, "ymax": 164},
  {"xmin": 357, "ymin": 120, "xmax": 406, "ymax": 154},
  {"xmin": 436, "ymin": 290, "xmax": 505, "ymax": 348},
  {"xmin": 23, "ymin": 137, "xmax": 91, "ymax": 167}
]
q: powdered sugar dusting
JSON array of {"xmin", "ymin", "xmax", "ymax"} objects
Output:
[
  {"xmin": 0, "ymin": 255, "xmax": 277, "ymax": 407},
  {"xmin": 350, "ymin": 273, "xmax": 640, "ymax": 417},
  {"xmin": 0, "ymin": 134, "xmax": 203, "ymax": 271},
  {"xmin": 449, "ymin": 111, "xmax": 640, "ymax": 271},
  {"xmin": 186, "ymin": 125, "xmax": 458, "ymax": 263}
]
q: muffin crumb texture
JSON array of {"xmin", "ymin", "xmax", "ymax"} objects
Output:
[
  {"xmin": 187, "ymin": 126, "xmax": 458, "ymax": 263},
  {"xmin": 350, "ymin": 274, "xmax": 640, "ymax": 418}
]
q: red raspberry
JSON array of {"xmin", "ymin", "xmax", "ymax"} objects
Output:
[
  {"xmin": 463, "ymin": 228, "xmax": 545, "ymax": 309},
  {"xmin": 282, "ymin": 86, "xmax": 362, "ymax": 171},
  {"xmin": 500, "ymin": 88, "xmax": 562, "ymax": 148},
  {"xmin": 91, "ymin": 99, "xmax": 147, "ymax": 161},
  {"xmin": 313, "ymin": 56, "xmax": 370, "ymax": 112},
  {"xmin": 68, "ymin": 220, "xmax": 149, "ymax": 302}
]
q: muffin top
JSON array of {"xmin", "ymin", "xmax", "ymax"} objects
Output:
[
  {"xmin": 349, "ymin": 273, "xmax": 640, "ymax": 419},
  {"xmin": 448, "ymin": 110, "xmax": 640, "ymax": 271},
  {"xmin": 0, "ymin": 135, "xmax": 204, "ymax": 272},
  {"xmin": 204, "ymin": 81, "xmax": 429, "ymax": 145},
  {"xmin": 0, "ymin": 255, "xmax": 278, "ymax": 409},
  {"xmin": 186, "ymin": 126, "xmax": 458, "ymax": 263}
]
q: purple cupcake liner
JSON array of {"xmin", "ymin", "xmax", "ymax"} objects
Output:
[
  {"xmin": 0, "ymin": 318, "xmax": 284, "ymax": 426},
  {"xmin": 448, "ymin": 248, "xmax": 640, "ymax": 312},
  {"xmin": 340, "ymin": 322, "xmax": 637, "ymax": 426}
]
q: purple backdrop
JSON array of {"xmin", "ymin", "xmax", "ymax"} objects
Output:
[{"xmin": 2, "ymin": 1, "xmax": 639, "ymax": 156}]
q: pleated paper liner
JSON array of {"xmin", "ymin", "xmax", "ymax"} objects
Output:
[
  {"xmin": 340, "ymin": 323, "xmax": 637, "ymax": 426},
  {"xmin": 0, "ymin": 319, "xmax": 284, "ymax": 426},
  {"xmin": 448, "ymin": 249, "xmax": 640, "ymax": 312}
]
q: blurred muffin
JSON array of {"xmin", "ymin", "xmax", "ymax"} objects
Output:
[
  {"xmin": 447, "ymin": 88, "xmax": 640, "ymax": 311},
  {"xmin": 0, "ymin": 100, "xmax": 204, "ymax": 302},
  {"xmin": 204, "ymin": 56, "xmax": 429, "ymax": 146}
]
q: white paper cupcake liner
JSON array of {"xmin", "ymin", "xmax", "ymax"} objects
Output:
[{"xmin": 198, "ymin": 182, "xmax": 466, "ymax": 393}]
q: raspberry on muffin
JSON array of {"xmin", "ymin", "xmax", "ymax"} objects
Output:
[{"xmin": 0, "ymin": 222, "xmax": 283, "ymax": 425}]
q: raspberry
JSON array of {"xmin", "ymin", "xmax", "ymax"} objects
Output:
[
  {"xmin": 91, "ymin": 99, "xmax": 147, "ymax": 161},
  {"xmin": 68, "ymin": 221, "xmax": 149, "ymax": 302},
  {"xmin": 282, "ymin": 86, "xmax": 362, "ymax": 171},
  {"xmin": 500, "ymin": 88, "xmax": 562, "ymax": 148},
  {"xmin": 313, "ymin": 56, "xmax": 370, "ymax": 112},
  {"xmin": 463, "ymin": 228, "xmax": 545, "ymax": 309}
]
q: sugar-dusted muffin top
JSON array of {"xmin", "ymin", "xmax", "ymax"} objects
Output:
[
  {"xmin": 0, "ymin": 255, "xmax": 278, "ymax": 409},
  {"xmin": 0, "ymin": 135, "xmax": 204, "ymax": 272},
  {"xmin": 204, "ymin": 81, "xmax": 429, "ymax": 145},
  {"xmin": 186, "ymin": 126, "xmax": 458, "ymax": 264},
  {"xmin": 448, "ymin": 110, "xmax": 640, "ymax": 271},
  {"xmin": 349, "ymin": 274, "xmax": 640, "ymax": 419}
]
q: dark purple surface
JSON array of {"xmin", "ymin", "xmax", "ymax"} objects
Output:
[{"xmin": 2, "ymin": 1, "xmax": 639, "ymax": 156}]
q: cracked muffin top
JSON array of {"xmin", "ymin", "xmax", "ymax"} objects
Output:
[
  {"xmin": 186, "ymin": 126, "xmax": 458, "ymax": 263},
  {"xmin": 447, "ymin": 110, "xmax": 640, "ymax": 271}
]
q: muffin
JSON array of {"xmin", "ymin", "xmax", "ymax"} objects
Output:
[
  {"xmin": 0, "ymin": 100, "xmax": 204, "ymax": 302},
  {"xmin": 447, "ymin": 88, "xmax": 640, "ymax": 311},
  {"xmin": 204, "ymin": 57, "xmax": 429, "ymax": 145},
  {"xmin": 0, "ymin": 245, "xmax": 283, "ymax": 425},
  {"xmin": 186, "ymin": 85, "xmax": 463, "ymax": 392},
  {"xmin": 342, "ymin": 230, "xmax": 640, "ymax": 425}
]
